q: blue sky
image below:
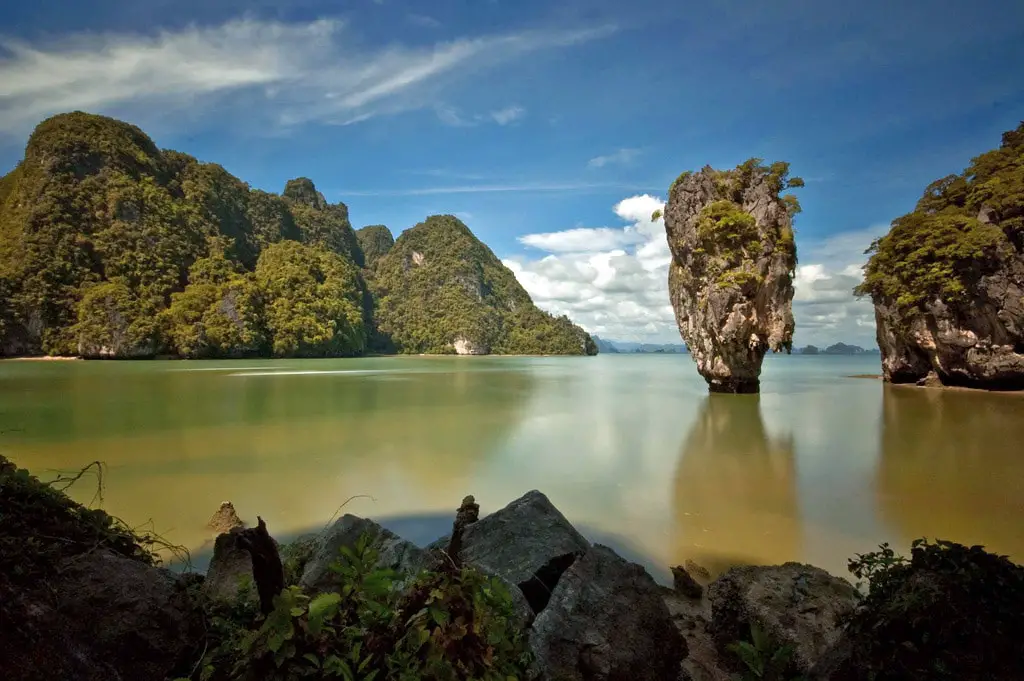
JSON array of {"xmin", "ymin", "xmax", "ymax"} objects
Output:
[{"xmin": 1, "ymin": 0, "xmax": 1022, "ymax": 346}]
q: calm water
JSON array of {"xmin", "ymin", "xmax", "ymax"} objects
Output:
[{"xmin": 1, "ymin": 354, "xmax": 1022, "ymax": 582}]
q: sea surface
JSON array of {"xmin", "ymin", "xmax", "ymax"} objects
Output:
[{"xmin": 2, "ymin": 354, "xmax": 1022, "ymax": 583}]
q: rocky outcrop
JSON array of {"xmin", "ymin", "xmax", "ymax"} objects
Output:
[
  {"xmin": 531, "ymin": 544, "xmax": 687, "ymax": 681},
  {"xmin": 453, "ymin": 336, "xmax": 488, "ymax": 355},
  {"xmin": 300, "ymin": 514, "xmax": 430, "ymax": 593},
  {"xmin": 663, "ymin": 162, "xmax": 800, "ymax": 392},
  {"xmin": 858, "ymin": 123, "xmax": 1024, "ymax": 390},
  {"xmin": 202, "ymin": 528, "xmax": 256, "ymax": 604},
  {"xmin": 706, "ymin": 563, "xmax": 858, "ymax": 676},
  {"xmin": 873, "ymin": 287, "xmax": 1024, "ymax": 389},
  {"xmin": 207, "ymin": 501, "xmax": 244, "ymax": 534}
]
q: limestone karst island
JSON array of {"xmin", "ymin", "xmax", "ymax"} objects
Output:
[{"xmin": 1, "ymin": 2, "xmax": 1023, "ymax": 681}]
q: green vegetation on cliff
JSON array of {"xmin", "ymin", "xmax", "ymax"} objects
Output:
[
  {"xmin": 856, "ymin": 122, "xmax": 1024, "ymax": 311},
  {"xmin": 372, "ymin": 215, "xmax": 596, "ymax": 355},
  {"xmin": 0, "ymin": 112, "xmax": 594, "ymax": 358},
  {"xmin": 356, "ymin": 224, "xmax": 395, "ymax": 267}
]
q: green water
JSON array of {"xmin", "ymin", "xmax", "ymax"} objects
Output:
[{"xmin": 1, "ymin": 354, "xmax": 1022, "ymax": 581}]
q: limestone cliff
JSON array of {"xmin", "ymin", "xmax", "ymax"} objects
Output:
[
  {"xmin": 857, "ymin": 123, "xmax": 1024, "ymax": 389},
  {"xmin": 664, "ymin": 160, "xmax": 800, "ymax": 393}
]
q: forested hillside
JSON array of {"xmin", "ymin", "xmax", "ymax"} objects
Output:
[{"xmin": 0, "ymin": 112, "xmax": 595, "ymax": 358}]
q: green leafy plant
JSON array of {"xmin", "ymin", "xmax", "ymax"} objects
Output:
[
  {"xmin": 192, "ymin": 531, "xmax": 531, "ymax": 681},
  {"xmin": 726, "ymin": 623, "xmax": 803, "ymax": 681}
]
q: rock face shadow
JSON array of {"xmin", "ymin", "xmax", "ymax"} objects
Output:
[{"xmin": 672, "ymin": 394, "xmax": 801, "ymax": 576}]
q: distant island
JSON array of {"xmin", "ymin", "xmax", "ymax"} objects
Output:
[
  {"xmin": 795, "ymin": 343, "xmax": 879, "ymax": 355},
  {"xmin": 591, "ymin": 336, "xmax": 688, "ymax": 354},
  {"xmin": 0, "ymin": 113, "xmax": 596, "ymax": 359}
]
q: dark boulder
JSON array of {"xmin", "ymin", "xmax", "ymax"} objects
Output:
[
  {"xmin": 707, "ymin": 563, "xmax": 857, "ymax": 676},
  {"xmin": 671, "ymin": 564, "xmax": 704, "ymax": 599},
  {"xmin": 455, "ymin": 490, "xmax": 591, "ymax": 614},
  {"xmin": 530, "ymin": 544, "xmax": 687, "ymax": 681},
  {"xmin": 53, "ymin": 550, "xmax": 200, "ymax": 680},
  {"xmin": 202, "ymin": 528, "xmax": 256, "ymax": 604}
]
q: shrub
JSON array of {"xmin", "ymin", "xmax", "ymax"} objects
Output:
[{"xmin": 840, "ymin": 538, "xmax": 1024, "ymax": 681}]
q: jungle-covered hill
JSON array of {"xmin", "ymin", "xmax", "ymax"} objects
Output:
[{"xmin": 0, "ymin": 112, "xmax": 595, "ymax": 358}]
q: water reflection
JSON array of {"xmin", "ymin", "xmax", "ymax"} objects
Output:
[
  {"xmin": 673, "ymin": 394, "xmax": 800, "ymax": 576},
  {"xmin": 2, "ymin": 360, "xmax": 540, "ymax": 556},
  {"xmin": 876, "ymin": 386, "xmax": 1024, "ymax": 559}
]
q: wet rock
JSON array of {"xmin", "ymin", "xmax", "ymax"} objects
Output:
[
  {"xmin": 300, "ymin": 514, "xmax": 430, "ymax": 593},
  {"xmin": 707, "ymin": 563, "xmax": 857, "ymax": 676},
  {"xmin": 456, "ymin": 490, "xmax": 590, "ymax": 613},
  {"xmin": 207, "ymin": 501, "xmax": 244, "ymax": 534},
  {"xmin": 202, "ymin": 528, "xmax": 256, "ymax": 604},
  {"xmin": 530, "ymin": 544, "xmax": 687, "ymax": 681},
  {"xmin": 53, "ymin": 550, "xmax": 200, "ymax": 681},
  {"xmin": 671, "ymin": 565, "xmax": 704, "ymax": 599},
  {"xmin": 664, "ymin": 163, "xmax": 798, "ymax": 393}
]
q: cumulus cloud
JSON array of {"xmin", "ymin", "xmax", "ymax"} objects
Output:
[
  {"xmin": 0, "ymin": 19, "xmax": 615, "ymax": 133},
  {"xmin": 489, "ymin": 105, "xmax": 525, "ymax": 125},
  {"xmin": 506, "ymin": 198, "xmax": 887, "ymax": 347},
  {"xmin": 587, "ymin": 147, "xmax": 641, "ymax": 168}
]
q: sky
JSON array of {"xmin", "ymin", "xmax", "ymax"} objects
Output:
[{"xmin": 1, "ymin": 0, "xmax": 1022, "ymax": 347}]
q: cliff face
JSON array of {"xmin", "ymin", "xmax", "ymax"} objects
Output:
[
  {"xmin": 858, "ymin": 123, "xmax": 1024, "ymax": 389},
  {"xmin": 663, "ymin": 161, "xmax": 800, "ymax": 393},
  {"xmin": 372, "ymin": 215, "xmax": 596, "ymax": 355}
]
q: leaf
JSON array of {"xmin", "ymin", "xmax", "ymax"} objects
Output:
[
  {"xmin": 309, "ymin": 591, "xmax": 342, "ymax": 620},
  {"xmin": 302, "ymin": 652, "xmax": 322, "ymax": 669}
]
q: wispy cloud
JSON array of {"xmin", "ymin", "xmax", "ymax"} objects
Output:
[
  {"xmin": 587, "ymin": 147, "xmax": 642, "ymax": 168},
  {"xmin": 434, "ymin": 103, "xmax": 526, "ymax": 127},
  {"xmin": 407, "ymin": 14, "xmax": 442, "ymax": 29},
  {"xmin": 0, "ymin": 19, "xmax": 616, "ymax": 133},
  {"xmin": 338, "ymin": 181, "xmax": 641, "ymax": 196},
  {"xmin": 489, "ymin": 105, "xmax": 525, "ymax": 125}
]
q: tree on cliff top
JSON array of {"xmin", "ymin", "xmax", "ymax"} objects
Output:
[{"xmin": 856, "ymin": 122, "xmax": 1023, "ymax": 312}]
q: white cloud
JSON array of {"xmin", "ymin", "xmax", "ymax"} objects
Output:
[
  {"xmin": 0, "ymin": 19, "xmax": 616, "ymax": 133},
  {"xmin": 434, "ymin": 103, "xmax": 525, "ymax": 127},
  {"xmin": 489, "ymin": 105, "xmax": 525, "ymax": 125},
  {"xmin": 506, "ymin": 199, "xmax": 887, "ymax": 347},
  {"xmin": 587, "ymin": 147, "xmax": 641, "ymax": 168},
  {"xmin": 505, "ymin": 194, "xmax": 679, "ymax": 343}
]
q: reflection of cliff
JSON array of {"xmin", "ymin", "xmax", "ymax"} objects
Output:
[
  {"xmin": 11, "ymin": 360, "xmax": 538, "ymax": 555},
  {"xmin": 877, "ymin": 386, "xmax": 1024, "ymax": 560},
  {"xmin": 673, "ymin": 395, "xmax": 800, "ymax": 575}
]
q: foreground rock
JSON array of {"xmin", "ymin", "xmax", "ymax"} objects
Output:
[
  {"xmin": 531, "ymin": 544, "xmax": 687, "ymax": 681},
  {"xmin": 202, "ymin": 528, "xmax": 256, "ymax": 604},
  {"xmin": 707, "ymin": 563, "xmax": 857, "ymax": 676},
  {"xmin": 663, "ymin": 160, "xmax": 801, "ymax": 392},
  {"xmin": 857, "ymin": 122, "xmax": 1024, "ymax": 390},
  {"xmin": 300, "ymin": 514, "xmax": 430, "ymax": 593},
  {"xmin": 455, "ymin": 490, "xmax": 591, "ymax": 613}
]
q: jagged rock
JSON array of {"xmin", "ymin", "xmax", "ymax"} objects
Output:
[
  {"xmin": 707, "ymin": 563, "xmax": 857, "ymax": 676},
  {"xmin": 686, "ymin": 559, "xmax": 711, "ymax": 581},
  {"xmin": 671, "ymin": 565, "xmax": 704, "ymax": 599},
  {"xmin": 530, "ymin": 544, "xmax": 687, "ymax": 681},
  {"xmin": 282, "ymin": 177, "xmax": 329, "ymax": 209},
  {"xmin": 52, "ymin": 550, "xmax": 200, "ymax": 680},
  {"xmin": 207, "ymin": 501, "xmax": 244, "ymax": 534},
  {"xmin": 300, "ymin": 515, "xmax": 430, "ymax": 593},
  {"xmin": 454, "ymin": 490, "xmax": 591, "ymax": 614},
  {"xmin": 663, "ymin": 162, "xmax": 799, "ymax": 393},
  {"xmin": 202, "ymin": 528, "xmax": 256, "ymax": 604}
]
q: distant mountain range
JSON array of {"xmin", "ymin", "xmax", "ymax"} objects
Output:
[
  {"xmin": 593, "ymin": 337, "xmax": 877, "ymax": 356},
  {"xmin": 795, "ymin": 343, "xmax": 879, "ymax": 355},
  {"xmin": 591, "ymin": 336, "xmax": 688, "ymax": 354}
]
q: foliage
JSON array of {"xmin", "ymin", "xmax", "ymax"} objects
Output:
[
  {"xmin": 726, "ymin": 623, "xmax": 803, "ymax": 681},
  {"xmin": 191, "ymin": 532, "xmax": 531, "ymax": 681},
  {"xmin": 841, "ymin": 538, "xmax": 1024, "ymax": 681},
  {"xmin": 372, "ymin": 215, "xmax": 595, "ymax": 355},
  {"xmin": 650, "ymin": 209, "xmax": 663, "ymax": 222},
  {"xmin": 356, "ymin": 225, "xmax": 395, "ymax": 268},
  {"xmin": 0, "ymin": 113, "xmax": 594, "ymax": 358},
  {"xmin": 255, "ymin": 241, "xmax": 367, "ymax": 357},
  {"xmin": 856, "ymin": 122, "xmax": 1024, "ymax": 312},
  {"xmin": 74, "ymin": 279, "xmax": 158, "ymax": 357}
]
